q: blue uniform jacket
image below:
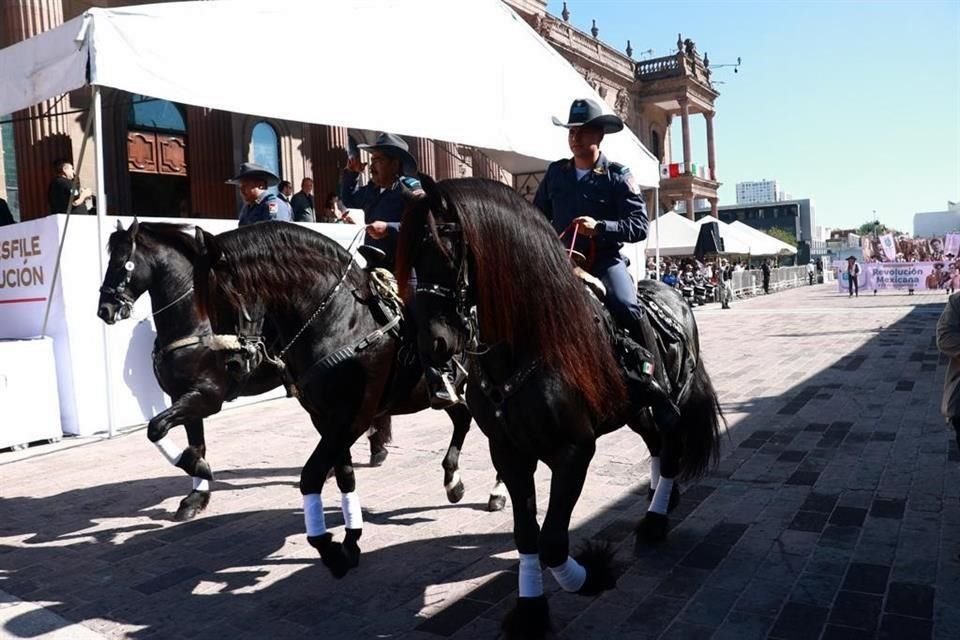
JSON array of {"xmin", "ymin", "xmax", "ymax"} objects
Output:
[
  {"xmin": 340, "ymin": 170, "xmax": 422, "ymax": 268},
  {"xmin": 533, "ymin": 152, "xmax": 648, "ymax": 265},
  {"xmin": 238, "ymin": 191, "xmax": 292, "ymax": 227}
]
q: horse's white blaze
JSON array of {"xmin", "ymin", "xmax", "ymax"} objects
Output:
[
  {"xmin": 549, "ymin": 556, "xmax": 587, "ymax": 592},
  {"xmin": 154, "ymin": 436, "xmax": 183, "ymax": 465},
  {"xmin": 192, "ymin": 477, "xmax": 210, "ymax": 492},
  {"xmin": 518, "ymin": 553, "xmax": 544, "ymax": 598},
  {"xmin": 341, "ymin": 491, "xmax": 363, "ymax": 530},
  {"xmin": 304, "ymin": 494, "xmax": 326, "ymax": 536},
  {"xmin": 444, "ymin": 470, "xmax": 462, "ymax": 492},
  {"xmin": 649, "ymin": 456, "xmax": 661, "ymax": 490},
  {"xmin": 649, "ymin": 476, "xmax": 675, "ymax": 515}
]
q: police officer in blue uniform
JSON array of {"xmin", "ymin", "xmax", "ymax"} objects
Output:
[
  {"xmin": 534, "ymin": 98, "xmax": 679, "ymax": 426},
  {"xmin": 229, "ymin": 163, "xmax": 292, "ymax": 226},
  {"xmin": 341, "ymin": 133, "xmax": 425, "ymax": 270},
  {"xmin": 341, "ymin": 132, "xmax": 460, "ymax": 409}
]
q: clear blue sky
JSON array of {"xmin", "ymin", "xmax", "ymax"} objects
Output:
[{"xmin": 546, "ymin": 0, "xmax": 960, "ymax": 233}]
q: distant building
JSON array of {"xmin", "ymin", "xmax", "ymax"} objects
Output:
[
  {"xmin": 696, "ymin": 197, "xmax": 819, "ymax": 262},
  {"xmin": 914, "ymin": 202, "xmax": 960, "ymax": 237},
  {"xmin": 736, "ymin": 179, "xmax": 780, "ymax": 205}
]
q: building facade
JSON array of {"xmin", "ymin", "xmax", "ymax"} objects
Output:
[
  {"xmin": 1, "ymin": 0, "xmax": 723, "ymax": 223},
  {"xmin": 913, "ymin": 202, "xmax": 960, "ymax": 238},
  {"xmin": 736, "ymin": 179, "xmax": 780, "ymax": 205}
]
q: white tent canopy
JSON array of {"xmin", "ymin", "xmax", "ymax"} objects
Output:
[
  {"xmin": 0, "ymin": 0, "xmax": 659, "ymax": 187},
  {"xmin": 693, "ymin": 216, "xmax": 752, "ymax": 254},
  {"xmin": 729, "ymin": 221, "xmax": 798, "ymax": 255},
  {"xmin": 646, "ymin": 211, "xmax": 700, "ymax": 256}
]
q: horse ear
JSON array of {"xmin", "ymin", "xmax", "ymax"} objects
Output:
[
  {"xmin": 129, "ymin": 219, "xmax": 139, "ymax": 238},
  {"xmin": 194, "ymin": 226, "xmax": 221, "ymax": 263},
  {"xmin": 115, "ymin": 220, "xmax": 124, "ymax": 232}
]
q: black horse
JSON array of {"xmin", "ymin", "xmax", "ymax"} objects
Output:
[
  {"xmin": 395, "ymin": 177, "xmax": 724, "ymax": 637},
  {"xmin": 97, "ymin": 221, "xmax": 503, "ymax": 524}
]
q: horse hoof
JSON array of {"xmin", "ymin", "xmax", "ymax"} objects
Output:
[
  {"xmin": 487, "ymin": 494, "xmax": 507, "ymax": 512},
  {"xmin": 308, "ymin": 534, "xmax": 352, "ymax": 579},
  {"xmin": 369, "ymin": 448, "xmax": 389, "ymax": 467},
  {"xmin": 574, "ymin": 540, "xmax": 618, "ymax": 595},
  {"xmin": 502, "ymin": 596, "xmax": 551, "ymax": 640},
  {"xmin": 343, "ymin": 528, "xmax": 362, "ymax": 569},
  {"xmin": 174, "ymin": 490, "xmax": 210, "ymax": 522},
  {"xmin": 175, "ymin": 449, "xmax": 213, "ymax": 481},
  {"xmin": 636, "ymin": 512, "xmax": 669, "ymax": 548},
  {"xmin": 446, "ymin": 480, "xmax": 466, "ymax": 504}
]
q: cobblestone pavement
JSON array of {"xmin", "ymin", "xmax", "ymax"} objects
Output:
[{"xmin": 2, "ymin": 285, "xmax": 958, "ymax": 639}]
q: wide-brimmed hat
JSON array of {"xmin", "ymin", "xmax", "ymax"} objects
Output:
[
  {"xmin": 551, "ymin": 98, "xmax": 624, "ymax": 134},
  {"xmin": 358, "ymin": 132, "xmax": 417, "ymax": 176},
  {"xmin": 226, "ymin": 162, "xmax": 279, "ymax": 187},
  {"xmin": 846, "ymin": 255, "xmax": 857, "ymax": 261}
]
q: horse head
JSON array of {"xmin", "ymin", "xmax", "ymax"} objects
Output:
[
  {"xmin": 397, "ymin": 176, "xmax": 472, "ymax": 367},
  {"xmin": 98, "ymin": 219, "xmax": 150, "ymax": 324}
]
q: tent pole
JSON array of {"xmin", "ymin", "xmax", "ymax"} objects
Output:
[
  {"xmin": 92, "ymin": 84, "xmax": 116, "ymax": 439},
  {"xmin": 654, "ymin": 188, "xmax": 661, "ymax": 280}
]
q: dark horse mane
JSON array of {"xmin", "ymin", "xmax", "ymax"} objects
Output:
[
  {"xmin": 193, "ymin": 222, "xmax": 361, "ymax": 323},
  {"xmin": 110, "ymin": 221, "xmax": 202, "ymax": 262},
  {"xmin": 397, "ymin": 177, "xmax": 627, "ymax": 417}
]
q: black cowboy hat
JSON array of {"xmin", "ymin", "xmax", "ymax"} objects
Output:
[
  {"xmin": 358, "ymin": 132, "xmax": 418, "ymax": 176},
  {"xmin": 226, "ymin": 162, "xmax": 279, "ymax": 187},
  {"xmin": 552, "ymin": 98, "xmax": 624, "ymax": 134},
  {"xmin": 846, "ymin": 255, "xmax": 857, "ymax": 261}
]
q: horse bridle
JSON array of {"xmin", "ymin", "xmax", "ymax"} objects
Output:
[
  {"xmin": 99, "ymin": 233, "xmax": 140, "ymax": 321},
  {"xmin": 99, "ymin": 232, "xmax": 193, "ymax": 323},
  {"xmin": 414, "ymin": 221, "xmax": 480, "ymax": 350}
]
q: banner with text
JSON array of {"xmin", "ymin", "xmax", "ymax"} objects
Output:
[{"xmin": 835, "ymin": 262, "xmax": 946, "ymax": 292}]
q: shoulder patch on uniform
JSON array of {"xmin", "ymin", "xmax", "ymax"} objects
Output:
[
  {"xmin": 609, "ymin": 162, "xmax": 629, "ymax": 174},
  {"xmin": 267, "ymin": 200, "xmax": 279, "ymax": 214},
  {"xmin": 623, "ymin": 169, "xmax": 641, "ymax": 195}
]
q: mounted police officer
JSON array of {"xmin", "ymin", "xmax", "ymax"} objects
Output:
[
  {"xmin": 229, "ymin": 163, "xmax": 292, "ymax": 226},
  {"xmin": 341, "ymin": 132, "xmax": 460, "ymax": 409},
  {"xmin": 534, "ymin": 98, "xmax": 679, "ymax": 427}
]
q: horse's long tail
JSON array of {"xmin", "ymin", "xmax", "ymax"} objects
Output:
[{"xmin": 677, "ymin": 357, "xmax": 725, "ymax": 481}]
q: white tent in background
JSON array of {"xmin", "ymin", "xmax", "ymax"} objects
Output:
[
  {"xmin": 646, "ymin": 211, "xmax": 700, "ymax": 256},
  {"xmin": 0, "ymin": 0, "xmax": 659, "ymax": 186},
  {"xmin": 693, "ymin": 216, "xmax": 752, "ymax": 254},
  {"xmin": 729, "ymin": 221, "xmax": 798, "ymax": 255}
]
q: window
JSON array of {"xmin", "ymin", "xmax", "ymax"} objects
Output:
[
  {"xmin": 650, "ymin": 129, "xmax": 661, "ymax": 162},
  {"xmin": 128, "ymin": 96, "xmax": 186, "ymax": 133},
  {"xmin": 250, "ymin": 122, "xmax": 280, "ymax": 176}
]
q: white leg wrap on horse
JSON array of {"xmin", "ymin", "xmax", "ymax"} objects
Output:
[
  {"xmin": 192, "ymin": 477, "xmax": 210, "ymax": 492},
  {"xmin": 155, "ymin": 437, "xmax": 182, "ymax": 465},
  {"xmin": 518, "ymin": 553, "xmax": 544, "ymax": 598},
  {"xmin": 650, "ymin": 456, "xmax": 661, "ymax": 490},
  {"xmin": 549, "ymin": 556, "xmax": 587, "ymax": 592},
  {"xmin": 303, "ymin": 494, "xmax": 326, "ymax": 536},
  {"xmin": 490, "ymin": 481, "xmax": 507, "ymax": 498},
  {"xmin": 650, "ymin": 477, "xmax": 675, "ymax": 515},
  {"xmin": 341, "ymin": 491, "xmax": 363, "ymax": 530},
  {"xmin": 444, "ymin": 470, "xmax": 462, "ymax": 493}
]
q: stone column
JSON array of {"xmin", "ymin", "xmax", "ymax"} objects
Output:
[
  {"xmin": 309, "ymin": 125, "xmax": 348, "ymax": 201},
  {"xmin": 705, "ymin": 111, "xmax": 716, "ymax": 181},
  {"xmin": 1, "ymin": 0, "xmax": 73, "ymax": 220},
  {"xmin": 434, "ymin": 141, "xmax": 459, "ymax": 180},
  {"xmin": 186, "ymin": 106, "xmax": 236, "ymax": 219},
  {"xmin": 679, "ymin": 98, "xmax": 692, "ymax": 175},
  {"xmin": 709, "ymin": 196, "xmax": 719, "ymax": 218},
  {"xmin": 471, "ymin": 148, "xmax": 502, "ymax": 182},
  {"xmin": 410, "ymin": 137, "xmax": 436, "ymax": 177},
  {"xmin": 685, "ymin": 197, "xmax": 696, "ymax": 220}
]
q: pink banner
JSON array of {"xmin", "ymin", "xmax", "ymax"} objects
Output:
[{"xmin": 836, "ymin": 261, "xmax": 957, "ymax": 292}]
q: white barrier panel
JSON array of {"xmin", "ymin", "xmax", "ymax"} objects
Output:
[
  {"xmin": 0, "ymin": 337, "xmax": 62, "ymax": 448},
  {"xmin": 0, "ymin": 215, "xmax": 364, "ymax": 436}
]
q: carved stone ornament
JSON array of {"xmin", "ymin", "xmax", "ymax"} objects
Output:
[{"xmin": 614, "ymin": 88, "xmax": 630, "ymax": 117}]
